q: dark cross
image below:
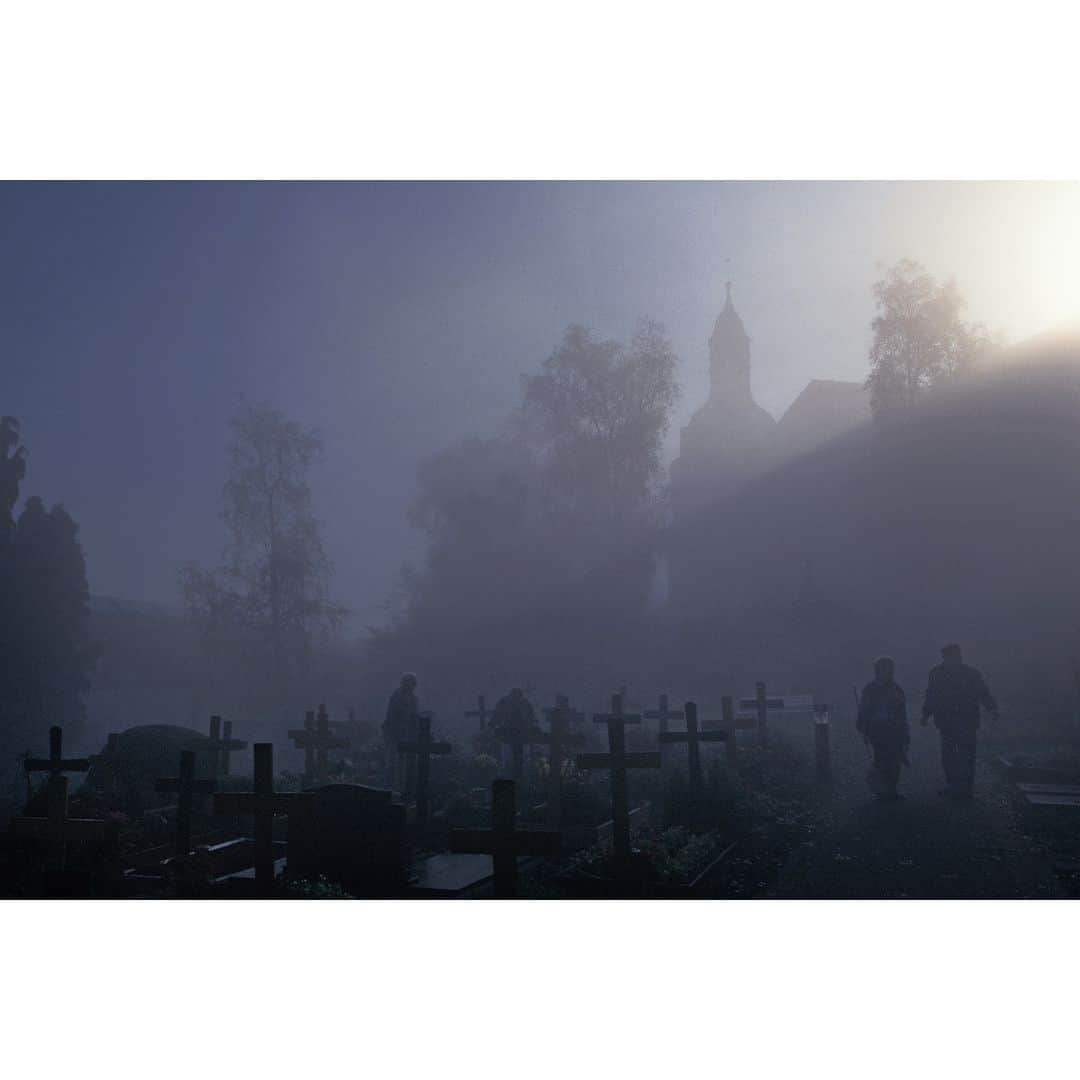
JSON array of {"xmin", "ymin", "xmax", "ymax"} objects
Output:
[
  {"xmin": 25, "ymin": 725, "xmax": 90, "ymax": 785},
  {"xmin": 721, "ymin": 696, "xmax": 738, "ymax": 767},
  {"xmin": 538, "ymin": 695, "xmax": 586, "ymax": 827},
  {"xmin": 288, "ymin": 710, "xmax": 317, "ymax": 776},
  {"xmin": 19, "ymin": 726, "xmax": 99, "ymax": 868},
  {"xmin": 289, "ymin": 704, "xmax": 348, "ymax": 785},
  {"xmin": 498, "ymin": 713, "xmax": 548, "ymax": 780},
  {"xmin": 155, "ymin": 750, "xmax": 217, "ymax": 857},
  {"xmin": 658, "ymin": 701, "xmax": 730, "ymax": 797},
  {"xmin": 576, "ymin": 694, "xmax": 661, "ymax": 863},
  {"xmin": 398, "ymin": 713, "xmax": 451, "ymax": 829},
  {"xmin": 644, "ymin": 693, "xmax": 684, "ymax": 767},
  {"xmin": 88, "ymin": 732, "xmax": 122, "ymax": 797},
  {"xmin": 199, "ymin": 715, "xmax": 247, "ymax": 778},
  {"xmin": 451, "ymin": 779, "xmax": 561, "ymax": 898},
  {"xmin": 214, "ymin": 743, "xmax": 315, "ymax": 891},
  {"xmin": 756, "ymin": 681, "xmax": 769, "ymax": 745},
  {"xmin": 464, "ymin": 694, "xmax": 492, "ymax": 731}
]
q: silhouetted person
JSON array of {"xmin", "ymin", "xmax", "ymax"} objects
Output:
[
  {"xmin": 921, "ymin": 644, "xmax": 998, "ymax": 801},
  {"xmin": 383, "ymin": 672, "xmax": 419, "ymax": 793},
  {"xmin": 857, "ymin": 656, "xmax": 910, "ymax": 802},
  {"xmin": 491, "ymin": 687, "xmax": 538, "ymax": 775}
]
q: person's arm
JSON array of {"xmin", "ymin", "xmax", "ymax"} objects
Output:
[
  {"xmin": 856, "ymin": 685, "xmax": 871, "ymax": 735},
  {"xmin": 977, "ymin": 673, "xmax": 1000, "ymax": 720}
]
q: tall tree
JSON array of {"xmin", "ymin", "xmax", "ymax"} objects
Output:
[
  {"xmin": 179, "ymin": 403, "xmax": 343, "ymax": 705},
  {"xmin": 866, "ymin": 259, "xmax": 996, "ymax": 419}
]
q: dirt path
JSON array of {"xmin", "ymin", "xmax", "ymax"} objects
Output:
[{"xmin": 760, "ymin": 720, "xmax": 1065, "ymax": 899}]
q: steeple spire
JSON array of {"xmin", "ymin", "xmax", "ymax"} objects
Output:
[{"xmin": 708, "ymin": 281, "xmax": 751, "ymax": 402}]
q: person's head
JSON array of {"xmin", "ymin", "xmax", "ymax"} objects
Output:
[
  {"xmin": 873, "ymin": 656, "xmax": 895, "ymax": 683},
  {"xmin": 511, "ymin": 686, "xmax": 523, "ymax": 700},
  {"xmin": 401, "ymin": 672, "xmax": 418, "ymax": 691},
  {"xmin": 941, "ymin": 644, "xmax": 963, "ymax": 666}
]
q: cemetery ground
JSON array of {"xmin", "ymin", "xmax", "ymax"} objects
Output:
[{"xmin": 3, "ymin": 698, "xmax": 1079, "ymax": 899}]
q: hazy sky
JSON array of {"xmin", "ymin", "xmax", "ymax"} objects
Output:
[{"xmin": 3, "ymin": 181, "xmax": 1078, "ymax": 626}]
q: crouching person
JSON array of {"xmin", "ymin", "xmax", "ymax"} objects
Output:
[{"xmin": 857, "ymin": 656, "xmax": 910, "ymax": 802}]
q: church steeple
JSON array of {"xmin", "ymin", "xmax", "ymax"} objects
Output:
[{"xmin": 708, "ymin": 282, "xmax": 753, "ymax": 403}]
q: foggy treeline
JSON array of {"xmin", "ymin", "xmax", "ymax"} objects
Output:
[{"xmin": 5, "ymin": 258, "xmax": 1080, "ymax": 793}]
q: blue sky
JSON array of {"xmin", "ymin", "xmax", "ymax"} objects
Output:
[{"xmin": 3, "ymin": 181, "xmax": 1077, "ymax": 625}]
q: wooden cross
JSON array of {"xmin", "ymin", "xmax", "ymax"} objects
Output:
[
  {"xmin": 155, "ymin": 750, "xmax": 217, "ymax": 857},
  {"xmin": 88, "ymin": 732, "xmax": 122, "ymax": 797},
  {"xmin": 538, "ymin": 695, "xmax": 586, "ymax": 827},
  {"xmin": 288, "ymin": 709, "xmax": 317, "ymax": 776},
  {"xmin": 464, "ymin": 694, "xmax": 492, "ymax": 731},
  {"xmin": 497, "ymin": 716, "xmax": 547, "ymax": 780},
  {"xmin": 644, "ymin": 693, "xmax": 684, "ymax": 767},
  {"xmin": 398, "ymin": 713, "xmax": 451, "ymax": 828},
  {"xmin": 18, "ymin": 726, "xmax": 102, "ymax": 869},
  {"xmin": 198, "ymin": 715, "xmax": 247, "ymax": 778},
  {"xmin": 451, "ymin": 779, "xmax": 561, "ymax": 898},
  {"xmin": 288, "ymin": 704, "xmax": 348, "ymax": 785},
  {"xmin": 576, "ymin": 694, "xmax": 661, "ymax": 863},
  {"xmin": 658, "ymin": 701, "xmax": 730, "ymax": 797},
  {"xmin": 214, "ymin": 743, "xmax": 315, "ymax": 891},
  {"xmin": 25, "ymin": 725, "xmax": 90, "ymax": 784}
]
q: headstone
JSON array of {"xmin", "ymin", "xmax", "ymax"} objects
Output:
[
  {"xmin": 398, "ymin": 714, "xmax": 451, "ymax": 829},
  {"xmin": 451, "ymin": 779, "xmax": 560, "ymax": 898},
  {"xmin": 155, "ymin": 750, "xmax": 217, "ymax": 857},
  {"xmin": 214, "ymin": 743, "xmax": 316, "ymax": 892},
  {"xmin": 658, "ymin": 701, "xmax": 730, "ymax": 797},
  {"xmin": 576, "ymin": 694, "xmax": 661, "ymax": 864}
]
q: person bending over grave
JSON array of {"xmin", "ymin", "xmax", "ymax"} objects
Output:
[
  {"xmin": 857, "ymin": 656, "xmax": 910, "ymax": 803},
  {"xmin": 920, "ymin": 644, "xmax": 999, "ymax": 802},
  {"xmin": 491, "ymin": 688, "xmax": 540, "ymax": 771},
  {"xmin": 384, "ymin": 672, "xmax": 420, "ymax": 793}
]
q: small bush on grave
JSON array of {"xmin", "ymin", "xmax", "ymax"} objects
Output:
[
  {"xmin": 283, "ymin": 875, "xmax": 355, "ymax": 899},
  {"xmin": 565, "ymin": 825, "xmax": 728, "ymax": 886}
]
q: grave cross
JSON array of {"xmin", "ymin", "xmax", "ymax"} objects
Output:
[
  {"xmin": 538, "ymin": 695, "xmax": 586, "ymax": 828},
  {"xmin": 155, "ymin": 750, "xmax": 217, "ymax": 857},
  {"xmin": 398, "ymin": 713, "xmax": 451, "ymax": 828},
  {"xmin": 24, "ymin": 725, "xmax": 90, "ymax": 783},
  {"xmin": 464, "ymin": 695, "xmax": 492, "ymax": 731},
  {"xmin": 644, "ymin": 694, "xmax": 684, "ymax": 767},
  {"xmin": 721, "ymin": 696, "xmax": 738, "ymax": 766},
  {"xmin": 17, "ymin": 726, "xmax": 103, "ymax": 868},
  {"xmin": 658, "ymin": 701, "xmax": 730, "ymax": 797},
  {"xmin": 288, "ymin": 710, "xmax": 317, "ymax": 776},
  {"xmin": 498, "ymin": 718, "xmax": 548, "ymax": 780},
  {"xmin": 289, "ymin": 704, "xmax": 348, "ymax": 785},
  {"xmin": 576, "ymin": 694, "xmax": 661, "ymax": 863},
  {"xmin": 197, "ymin": 715, "xmax": 247, "ymax": 778},
  {"xmin": 214, "ymin": 743, "xmax": 315, "ymax": 891},
  {"xmin": 451, "ymin": 779, "xmax": 561, "ymax": 898}
]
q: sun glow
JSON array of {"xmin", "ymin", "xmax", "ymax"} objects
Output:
[{"xmin": 1009, "ymin": 184, "xmax": 1080, "ymax": 334}]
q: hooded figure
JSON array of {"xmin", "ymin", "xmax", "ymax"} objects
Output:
[
  {"xmin": 857, "ymin": 656, "xmax": 910, "ymax": 802},
  {"xmin": 384, "ymin": 672, "xmax": 419, "ymax": 793},
  {"xmin": 921, "ymin": 644, "xmax": 998, "ymax": 801}
]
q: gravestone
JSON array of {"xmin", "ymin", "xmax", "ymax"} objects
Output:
[
  {"xmin": 398, "ymin": 714, "xmax": 451, "ymax": 829},
  {"xmin": 576, "ymin": 694, "xmax": 661, "ymax": 865},
  {"xmin": 658, "ymin": 701, "xmax": 730, "ymax": 798},
  {"xmin": 214, "ymin": 743, "xmax": 315, "ymax": 892},
  {"xmin": 451, "ymin": 779, "xmax": 560, "ymax": 898},
  {"xmin": 155, "ymin": 750, "xmax": 217, "ymax": 857}
]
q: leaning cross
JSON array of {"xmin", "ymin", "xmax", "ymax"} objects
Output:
[
  {"xmin": 538, "ymin": 695, "xmax": 586, "ymax": 827},
  {"xmin": 451, "ymin": 779, "xmax": 561, "ymax": 898},
  {"xmin": 155, "ymin": 750, "xmax": 217, "ymax": 857},
  {"xmin": 464, "ymin": 695, "xmax": 492, "ymax": 731},
  {"xmin": 644, "ymin": 694, "xmax": 684, "ymax": 768},
  {"xmin": 19, "ymin": 726, "xmax": 100, "ymax": 868},
  {"xmin": 658, "ymin": 701, "xmax": 730, "ymax": 797},
  {"xmin": 398, "ymin": 713, "xmax": 451, "ymax": 829},
  {"xmin": 576, "ymin": 693, "xmax": 661, "ymax": 863},
  {"xmin": 289, "ymin": 704, "xmax": 348, "ymax": 785},
  {"xmin": 214, "ymin": 743, "xmax": 315, "ymax": 891}
]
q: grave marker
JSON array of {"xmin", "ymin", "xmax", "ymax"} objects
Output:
[
  {"xmin": 644, "ymin": 694, "xmax": 684, "ymax": 768},
  {"xmin": 538, "ymin": 695, "xmax": 586, "ymax": 827},
  {"xmin": 398, "ymin": 714, "xmax": 451, "ymax": 828},
  {"xmin": 450, "ymin": 779, "xmax": 561, "ymax": 898},
  {"xmin": 721, "ymin": 696, "xmax": 738, "ymax": 766},
  {"xmin": 658, "ymin": 701, "xmax": 730, "ymax": 797},
  {"xmin": 289, "ymin": 704, "xmax": 349, "ymax": 785},
  {"xmin": 288, "ymin": 710, "xmax": 317, "ymax": 776},
  {"xmin": 464, "ymin": 695, "xmax": 492, "ymax": 731},
  {"xmin": 155, "ymin": 750, "xmax": 217, "ymax": 857},
  {"xmin": 214, "ymin": 743, "xmax": 316, "ymax": 891},
  {"xmin": 196, "ymin": 715, "xmax": 247, "ymax": 780},
  {"xmin": 576, "ymin": 694, "xmax": 661, "ymax": 863}
]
